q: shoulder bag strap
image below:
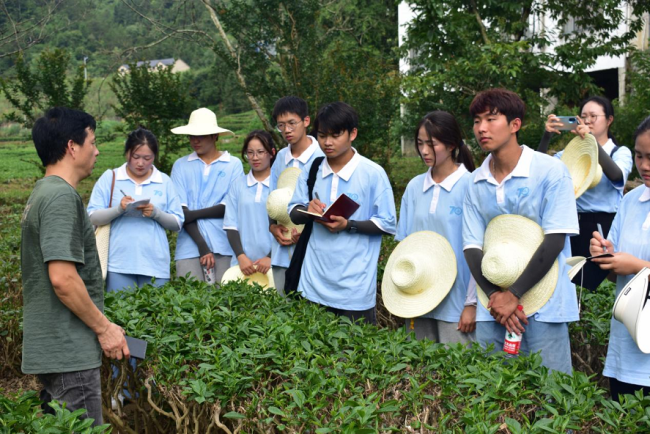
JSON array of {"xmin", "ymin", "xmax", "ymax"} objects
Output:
[
  {"xmin": 109, "ymin": 170, "xmax": 116, "ymax": 208},
  {"xmin": 307, "ymin": 157, "xmax": 325, "ymax": 200}
]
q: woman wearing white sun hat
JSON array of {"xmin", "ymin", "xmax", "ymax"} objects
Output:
[
  {"xmin": 589, "ymin": 115, "xmax": 650, "ymax": 401},
  {"xmin": 170, "ymin": 108, "xmax": 244, "ymax": 285}
]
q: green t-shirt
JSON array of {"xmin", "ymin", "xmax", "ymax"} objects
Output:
[{"xmin": 21, "ymin": 176, "xmax": 104, "ymax": 374}]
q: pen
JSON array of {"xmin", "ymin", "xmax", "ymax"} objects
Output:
[
  {"xmin": 597, "ymin": 223, "xmax": 607, "ymax": 253},
  {"xmin": 314, "ymin": 192, "xmax": 320, "ymax": 201},
  {"xmin": 120, "ymin": 189, "xmax": 128, "ymax": 197}
]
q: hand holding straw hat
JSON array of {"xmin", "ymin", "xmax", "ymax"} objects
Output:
[
  {"xmin": 478, "ymin": 215, "xmax": 559, "ymax": 316},
  {"xmin": 266, "ymin": 168, "xmax": 304, "ymax": 241},
  {"xmin": 221, "ymin": 265, "xmax": 275, "ymax": 290},
  {"xmin": 381, "ymin": 231, "xmax": 457, "ymax": 318}
]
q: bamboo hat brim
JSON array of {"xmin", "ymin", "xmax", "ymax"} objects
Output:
[
  {"xmin": 277, "ymin": 167, "xmax": 302, "ymax": 190},
  {"xmin": 560, "ymin": 134, "xmax": 601, "ymax": 199},
  {"xmin": 381, "ymin": 231, "xmax": 457, "ymax": 318},
  {"xmin": 477, "ymin": 215, "xmax": 558, "ymax": 315},
  {"xmin": 221, "ymin": 266, "xmax": 275, "ymax": 290}
]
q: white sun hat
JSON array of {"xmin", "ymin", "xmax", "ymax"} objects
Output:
[
  {"xmin": 381, "ymin": 231, "xmax": 457, "ymax": 318},
  {"xmin": 613, "ymin": 267, "xmax": 650, "ymax": 354},
  {"xmin": 266, "ymin": 168, "xmax": 304, "ymax": 240},
  {"xmin": 560, "ymin": 134, "xmax": 602, "ymax": 199},
  {"xmin": 221, "ymin": 266, "xmax": 275, "ymax": 290},
  {"xmin": 478, "ymin": 215, "xmax": 559, "ymax": 315},
  {"xmin": 171, "ymin": 108, "xmax": 234, "ymax": 136}
]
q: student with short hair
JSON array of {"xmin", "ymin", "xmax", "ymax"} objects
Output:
[
  {"xmin": 288, "ymin": 101, "xmax": 396, "ymax": 324},
  {"xmin": 397, "ymin": 111, "xmax": 477, "ymax": 343},
  {"xmin": 268, "ymin": 96, "xmax": 324, "ymax": 294},
  {"xmin": 590, "ymin": 115, "xmax": 650, "ymax": 401},
  {"xmin": 223, "ymin": 130, "xmax": 277, "ymax": 275},
  {"xmin": 88, "ymin": 127, "xmax": 184, "ymax": 292},
  {"xmin": 170, "ymin": 108, "xmax": 244, "ymax": 284},
  {"xmin": 462, "ymin": 89, "xmax": 579, "ymax": 374}
]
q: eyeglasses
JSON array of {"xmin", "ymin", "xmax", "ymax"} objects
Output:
[
  {"xmin": 245, "ymin": 150, "xmax": 268, "ymax": 159},
  {"xmin": 580, "ymin": 114, "xmax": 606, "ymax": 123},
  {"xmin": 276, "ymin": 120, "xmax": 303, "ymax": 132}
]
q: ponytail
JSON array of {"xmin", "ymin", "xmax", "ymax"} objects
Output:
[{"xmin": 455, "ymin": 141, "xmax": 476, "ymax": 172}]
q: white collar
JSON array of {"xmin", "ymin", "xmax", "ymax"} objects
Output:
[
  {"xmin": 187, "ymin": 150, "xmax": 231, "ymax": 164},
  {"xmin": 246, "ymin": 171, "xmax": 270, "ymax": 187},
  {"xmin": 474, "ymin": 145, "xmax": 533, "ymax": 183},
  {"xmin": 423, "ymin": 164, "xmax": 468, "ymax": 192},
  {"xmin": 640, "ymin": 186, "xmax": 650, "ymax": 202},
  {"xmin": 322, "ymin": 148, "xmax": 361, "ymax": 181},
  {"xmin": 284, "ymin": 136, "xmax": 319, "ymax": 165},
  {"xmin": 115, "ymin": 163, "xmax": 163, "ymax": 184},
  {"xmin": 602, "ymin": 138, "xmax": 616, "ymax": 154}
]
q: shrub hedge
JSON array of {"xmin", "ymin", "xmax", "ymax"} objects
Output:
[{"xmin": 99, "ymin": 278, "xmax": 650, "ymax": 433}]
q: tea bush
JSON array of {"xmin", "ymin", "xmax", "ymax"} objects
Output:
[{"xmin": 102, "ymin": 279, "xmax": 650, "ymax": 433}]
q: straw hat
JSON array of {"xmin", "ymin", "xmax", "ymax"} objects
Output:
[
  {"xmin": 612, "ymin": 267, "xmax": 650, "ymax": 353},
  {"xmin": 560, "ymin": 134, "xmax": 602, "ymax": 198},
  {"xmin": 381, "ymin": 231, "xmax": 457, "ymax": 318},
  {"xmin": 171, "ymin": 108, "xmax": 234, "ymax": 136},
  {"xmin": 221, "ymin": 266, "xmax": 275, "ymax": 290},
  {"xmin": 266, "ymin": 168, "xmax": 304, "ymax": 240},
  {"xmin": 477, "ymin": 215, "xmax": 558, "ymax": 315}
]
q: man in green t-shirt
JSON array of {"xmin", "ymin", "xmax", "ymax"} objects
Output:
[{"xmin": 21, "ymin": 107, "xmax": 130, "ymax": 426}]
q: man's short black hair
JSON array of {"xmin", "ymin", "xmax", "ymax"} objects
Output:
[
  {"xmin": 32, "ymin": 107, "xmax": 96, "ymax": 166},
  {"xmin": 312, "ymin": 101, "xmax": 358, "ymax": 135},
  {"xmin": 469, "ymin": 88, "xmax": 525, "ymax": 125},
  {"xmin": 272, "ymin": 96, "xmax": 309, "ymax": 122}
]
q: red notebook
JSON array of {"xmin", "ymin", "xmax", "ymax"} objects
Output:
[{"xmin": 297, "ymin": 194, "xmax": 360, "ymax": 223}]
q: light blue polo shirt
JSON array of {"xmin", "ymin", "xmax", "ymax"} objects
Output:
[
  {"xmin": 288, "ymin": 149, "xmax": 396, "ymax": 310},
  {"xmin": 87, "ymin": 164, "xmax": 184, "ymax": 278},
  {"xmin": 462, "ymin": 145, "xmax": 580, "ymax": 323},
  {"xmin": 223, "ymin": 171, "xmax": 273, "ymax": 266},
  {"xmin": 555, "ymin": 139, "xmax": 633, "ymax": 213},
  {"xmin": 269, "ymin": 137, "xmax": 324, "ymax": 268},
  {"xmin": 397, "ymin": 165, "xmax": 476, "ymax": 322},
  {"xmin": 603, "ymin": 185, "xmax": 650, "ymax": 386},
  {"xmin": 171, "ymin": 151, "xmax": 244, "ymax": 260}
]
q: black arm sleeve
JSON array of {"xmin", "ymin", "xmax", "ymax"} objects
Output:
[
  {"xmin": 464, "ymin": 248, "xmax": 502, "ymax": 298},
  {"xmin": 225, "ymin": 229, "xmax": 245, "ymax": 258},
  {"xmin": 509, "ymin": 233, "xmax": 566, "ymax": 299},
  {"xmin": 184, "ymin": 221, "xmax": 211, "ymax": 257},
  {"xmin": 597, "ymin": 144, "xmax": 623, "ymax": 183},
  {"xmin": 184, "ymin": 204, "xmax": 225, "ymax": 224},
  {"xmin": 538, "ymin": 131, "xmax": 554, "ymax": 154},
  {"xmin": 346, "ymin": 219, "xmax": 390, "ymax": 235},
  {"xmin": 290, "ymin": 206, "xmax": 312, "ymax": 225}
]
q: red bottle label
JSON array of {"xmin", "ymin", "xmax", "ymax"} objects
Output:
[{"xmin": 503, "ymin": 332, "xmax": 522, "ymax": 355}]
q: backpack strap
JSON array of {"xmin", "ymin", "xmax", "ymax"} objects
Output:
[
  {"xmin": 307, "ymin": 157, "xmax": 325, "ymax": 201},
  {"xmin": 610, "ymin": 145, "xmax": 620, "ymax": 158}
]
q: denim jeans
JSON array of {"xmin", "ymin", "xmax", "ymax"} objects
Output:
[
  {"xmin": 476, "ymin": 317, "xmax": 573, "ymax": 374},
  {"xmin": 38, "ymin": 367, "xmax": 102, "ymax": 426}
]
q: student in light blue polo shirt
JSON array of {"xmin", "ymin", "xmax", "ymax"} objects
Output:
[
  {"xmin": 170, "ymin": 108, "xmax": 244, "ymax": 284},
  {"xmin": 224, "ymin": 130, "xmax": 277, "ymax": 275},
  {"xmin": 539, "ymin": 96, "xmax": 633, "ymax": 291},
  {"xmin": 397, "ymin": 111, "xmax": 477, "ymax": 344},
  {"xmin": 590, "ymin": 116, "xmax": 650, "ymax": 401},
  {"xmin": 289, "ymin": 101, "xmax": 396, "ymax": 324},
  {"xmin": 88, "ymin": 128, "xmax": 184, "ymax": 292},
  {"xmin": 269, "ymin": 96, "xmax": 324, "ymax": 295},
  {"xmin": 462, "ymin": 89, "xmax": 579, "ymax": 374}
]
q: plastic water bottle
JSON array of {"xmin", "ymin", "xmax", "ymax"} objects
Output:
[
  {"xmin": 202, "ymin": 265, "xmax": 216, "ymax": 285},
  {"xmin": 503, "ymin": 305, "xmax": 524, "ymax": 357}
]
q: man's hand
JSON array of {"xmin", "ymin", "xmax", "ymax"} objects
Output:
[
  {"xmin": 137, "ymin": 203, "xmax": 154, "ymax": 217},
  {"xmin": 504, "ymin": 307, "xmax": 528, "ymax": 335},
  {"xmin": 487, "ymin": 290, "xmax": 520, "ymax": 324},
  {"xmin": 253, "ymin": 257, "xmax": 272, "ymax": 274},
  {"xmin": 457, "ymin": 305, "xmax": 476, "ymax": 333},
  {"xmin": 591, "ymin": 252, "xmax": 645, "ymax": 276},
  {"xmin": 97, "ymin": 322, "xmax": 130, "ymax": 360},
  {"xmin": 200, "ymin": 252, "xmax": 215, "ymax": 271},
  {"xmin": 270, "ymin": 224, "xmax": 293, "ymax": 246},
  {"xmin": 237, "ymin": 254, "xmax": 256, "ymax": 276},
  {"xmin": 590, "ymin": 230, "xmax": 614, "ymax": 257},
  {"xmin": 307, "ymin": 198, "xmax": 326, "ymax": 215},
  {"xmin": 318, "ymin": 215, "xmax": 348, "ymax": 233}
]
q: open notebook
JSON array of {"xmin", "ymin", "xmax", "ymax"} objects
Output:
[{"xmin": 297, "ymin": 193, "xmax": 360, "ymax": 223}]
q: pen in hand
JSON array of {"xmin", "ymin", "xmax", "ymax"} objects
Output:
[
  {"xmin": 597, "ymin": 223, "xmax": 608, "ymax": 253},
  {"xmin": 120, "ymin": 189, "xmax": 128, "ymax": 197}
]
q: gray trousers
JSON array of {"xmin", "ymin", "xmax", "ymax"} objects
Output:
[
  {"xmin": 404, "ymin": 317, "xmax": 476, "ymax": 345},
  {"xmin": 272, "ymin": 266, "xmax": 286, "ymax": 297},
  {"xmin": 176, "ymin": 254, "xmax": 232, "ymax": 286},
  {"xmin": 38, "ymin": 367, "xmax": 102, "ymax": 426}
]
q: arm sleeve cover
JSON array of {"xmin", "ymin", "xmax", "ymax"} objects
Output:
[
  {"xmin": 88, "ymin": 206, "xmax": 124, "ymax": 226},
  {"xmin": 151, "ymin": 207, "xmax": 182, "ymax": 231},
  {"xmin": 597, "ymin": 144, "xmax": 623, "ymax": 183},
  {"xmin": 508, "ymin": 233, "xmax": 566, "ymax": 299},
  {"xmin": 184, "ymin": 221, "xmax": 211, "ymax": 257},
  {"xmin": 225, "ymin": 229, "xmax": 245, "ymax": 257}
]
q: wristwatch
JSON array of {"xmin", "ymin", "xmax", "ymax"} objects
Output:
[{"xmin": 347, "ymin": 220, "xmax": 358, "ymax": 234}]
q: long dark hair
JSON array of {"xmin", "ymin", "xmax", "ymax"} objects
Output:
[
  {"xmin": 415, "ymin": 111, "xmax": 475, "ymax": 172},
  {"xmin": 579, "ymin": 96, "xmax": 617, "ymax": 145}
]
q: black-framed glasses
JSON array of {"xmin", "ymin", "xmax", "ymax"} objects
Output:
[{"xmin": 276, "ymin": 120, "xmax": 303, "ymax": 132}]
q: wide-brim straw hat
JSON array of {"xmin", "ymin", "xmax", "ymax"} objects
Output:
[
  {"xmin": 613, "ymin": 267, "xmax": 650, "ymax": 353},
  {"xmin": 221, "ymin": 266, "xmax": 275, "ymax": 290},
  {"xmin": 381, "ymin": 231, "xmax": 457, "ymax": 318},
  {"xmin": 560, "ymin": 134, "xmax": 602, "ymax": 199},
  {"xmin": 171, "ymin": 108, "xmax": 234, "ymax": 136},
  {"xmin": 477, "ymin": 215, "xmax": 558, "ymax": 315},
  {"xmin": 266, "ymin": 168, "xmax": 304, "ymax": 240}
]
